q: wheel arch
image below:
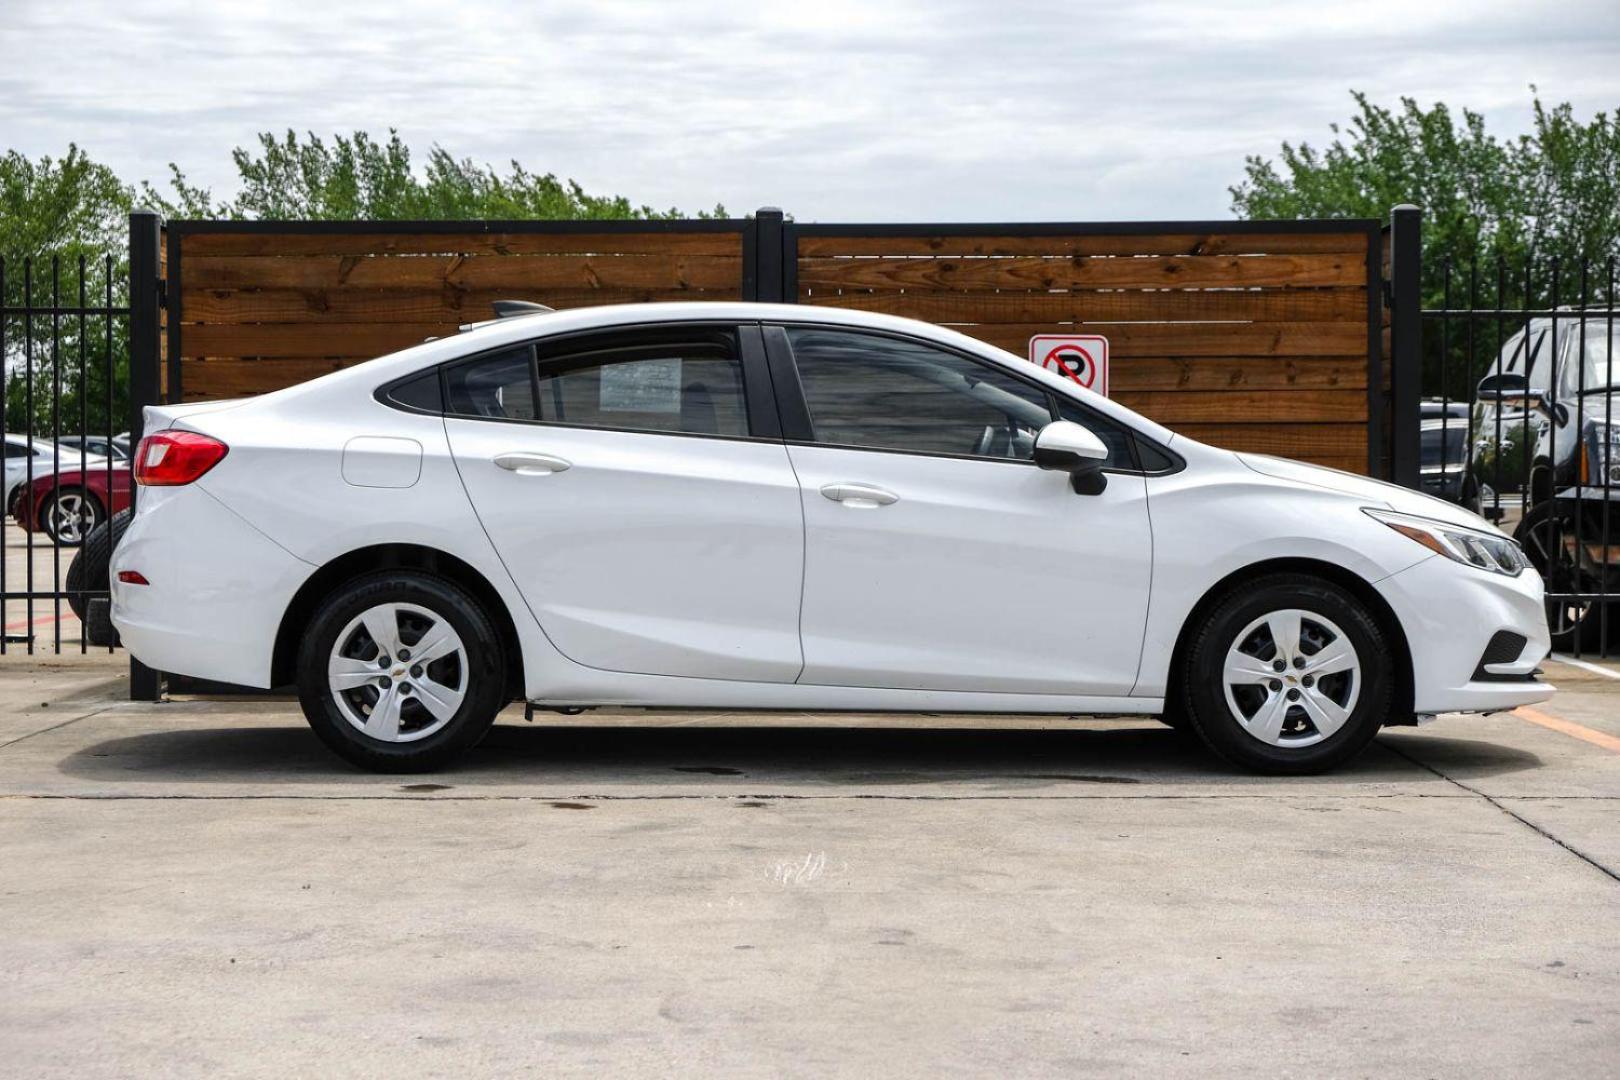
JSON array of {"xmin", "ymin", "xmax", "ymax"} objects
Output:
[
  {"xmin": 270, "ymin": 543, "xmax": 524, "ymax": 696},
  {"xmin": 1164, "ymin": 557, "xmax": 1415, "ymax": 724}
]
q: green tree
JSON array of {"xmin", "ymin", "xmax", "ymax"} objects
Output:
[
  {"xmin": 1231, "ymin": 91, "xmax": 1620, "ymax": 278},
  {"xmin": 0, "ymin": 145, "xmax": 132, "ymax": 438},
  {"xmin": 143, "ymin": 130, "xmax": 725, "ymax": 221}
]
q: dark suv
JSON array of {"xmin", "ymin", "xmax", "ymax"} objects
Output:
[{"xmin": 1470, "ymin": 313, "xmax": 1620, "ymax": 647}]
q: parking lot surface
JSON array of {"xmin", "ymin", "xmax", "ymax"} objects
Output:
[{"xmin": 2, "ymin": 653, "xmax": 1618, "ymax": 1078}]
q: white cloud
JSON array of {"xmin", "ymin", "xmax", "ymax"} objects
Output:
[{"xmin": 1, "ymin": 0, "xmax": 1616, "ymax": 221}]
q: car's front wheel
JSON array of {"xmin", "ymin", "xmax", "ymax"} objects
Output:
[
  {"xmin": 1179, "ymin": 573, "xmax": 1392, "ymax": 774},
  {"xmin": 296, "ymin": 571, "xmax": 508, "ymax": 772}
]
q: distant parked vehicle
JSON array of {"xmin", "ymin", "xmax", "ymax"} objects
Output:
[
  {"xmin": 58, "ymin": 434, "xmax": 131, "ymax": 462},
  {"xmin": 5, "ymin": 434, "xmax": 103, "ymax": 516},
  {"xmin": 1419, "ymin": 418, "xmax": 1469, "ymax": 504},
  {"xmin": 13, "ymin": 462, "xmax": 130, "ymax": 546},
  {"xmin": 1468, "ymin": 312, "xmax": 1620, "ymax": 646},
  {"xmin": 1420, "ymin": 398, "xmax": 1470, "ymax": 421}
]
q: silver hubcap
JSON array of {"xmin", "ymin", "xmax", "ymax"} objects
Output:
[
  {"xmin": 1221, "ymin": 608, "xmax": 1360, "ymax": 748},
  {"xmin": 329, "ymin": 602, "xmax": 468, "ymax": 743},
  {"xmin": 50, "ymin": 492, "xmax": 95, "ymax": 543}
]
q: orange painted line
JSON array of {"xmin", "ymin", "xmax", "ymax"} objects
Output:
[
  {"xmin": 3, "ymin": 611, "xmax": 78, "ymax": 633},
  {"xmin": 1514, "ymin": 706, "xmax": 1620, "ymax": 755}
]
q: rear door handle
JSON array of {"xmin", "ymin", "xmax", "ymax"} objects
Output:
[
  {"xmin": 820, "ymin": 482, "xmax": 899, "ymax": 508},
  {"xmin": 494, "ymin": 452, "xmax": 571, "ymax": 476}
]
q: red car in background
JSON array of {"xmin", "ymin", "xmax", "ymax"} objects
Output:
[{"xmin": 10, "ymin": 463, "xmax": 131, "ymax": 546}]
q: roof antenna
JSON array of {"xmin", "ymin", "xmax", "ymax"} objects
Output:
[{"xmin": 492, "ymin": 300, "xmax": 554, "ymax": 319}]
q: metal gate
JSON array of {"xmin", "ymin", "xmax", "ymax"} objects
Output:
[
  {"xmin": 1, "ymin": 211, "xmax": 162, "ymax": 694},
  {"xmin": 1395, "ymin": 205, "xmax": 1620, "ymax": 657}
]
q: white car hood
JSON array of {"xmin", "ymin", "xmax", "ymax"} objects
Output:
[{"xmin": 1238, "ymin": 454, "xmax": 1505, "ymax": 535}]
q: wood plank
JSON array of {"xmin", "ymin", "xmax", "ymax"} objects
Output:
[
  {"xmin": 182, "ymin": 231, "xmax": 743, "ymax": 258},
  {"xmin": 180, "ymin": 357, "xmax": 358, "ymax": 399},
  {"xmin": 796, "ymin": 254, "xmax": 1364, "ymax": 291},
  {"xmin": 181, "ymin": 254, "xmax": 743, "ymax": 292},
  {"xmin": 181, "ymin": 286, "xmax": 739, "ymax": 324},
  {"xmin": 802, "ymin": 288, "xmax": 1368, "ymax": 325},
  {"xmin": 1173, "ymin": 422, "xmax": 1368, "ymax": 465},
  {"xmin": 794, "ymin": 232, "xmax": 1370, "ymax": 258},
  {"xmin": 1113, "ymin": 389, "xmax": 1367, "ymax": 424},
  {"xmin": 965, "ymin": 321, "xmax": 1367, "ymax": 357},
  {"xmin": 183, "ymin": 322, "xmax": 455, "ymax": 359},
  {"xmin": 1106, "ymin": 356, "xmax": 1368, "ymax": 392}
]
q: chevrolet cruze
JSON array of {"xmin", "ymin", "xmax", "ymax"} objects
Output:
[{"xmin": 111, "ymin": 303, "xmax": 1553, "ymax": 773}]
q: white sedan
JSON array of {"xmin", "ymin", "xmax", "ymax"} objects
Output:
[{"xmin": 111, "ymin": 303, "xmax": 1552, "ymax": 773}]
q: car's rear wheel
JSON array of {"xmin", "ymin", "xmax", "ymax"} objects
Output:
[
  {"xmin": 40, "ymin": 487, "xmax": 103, "ymax": 546},
  {"xmin": 296, "ymin": 572, "xmax": 507, "ymax": 772},
  {"xmin": 1179, "ymin": 573, "xmax": 1392, "ymax": 774}
]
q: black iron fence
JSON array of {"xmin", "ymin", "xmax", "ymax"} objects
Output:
[
  {"xmin": 1415, "ymin": 231, "xmax": 1620, "ymax": 657},
  {"xmin": 1, "ymin": 212, "xmax": 161, "ymax": 694}
]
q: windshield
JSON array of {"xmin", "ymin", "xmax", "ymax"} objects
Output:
[
  {"xmin": 1421, "ymin": 424, "xmax": 1467, "ymax": 468},
  {"xmin": 1561, "ymin": 323, "xmax": 1620, "ymax": 393}
]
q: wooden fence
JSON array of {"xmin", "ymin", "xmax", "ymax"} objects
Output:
[{"xmin": 163, "ymin": 214, "xmax": 1385, "ymax": 475}]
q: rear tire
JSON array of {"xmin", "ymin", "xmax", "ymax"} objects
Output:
[
  {"xmin": 1179, "ymin": 573, "xmax": 1392, "ymax": 775},
  {"xmin": 296, "ymin": 571, "xmax": 507, "ymax": 772}
]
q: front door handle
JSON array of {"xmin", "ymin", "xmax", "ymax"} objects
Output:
[
  {"xmin": 494, "ymin": 452, "xmax": 571, "ymax": 476},
  {"xmin": 820, "ymin": 482, "xmax": 899, "ymax": 508}
]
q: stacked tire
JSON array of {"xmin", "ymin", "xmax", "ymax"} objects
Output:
[{"xmin": 66, "ymin": 507, "xmax": 131, "ymax": 647}]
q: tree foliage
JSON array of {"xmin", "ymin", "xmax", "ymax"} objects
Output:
[
  {"xmin": 1231, "ymin": 92, "xmax": 1620, "ymax": 275},
  {"xmin": 142, "ymin": 130, "xmax": 725, "ymax": 221},
  {"xmin": 3, "ymin": 133, "xmax": 724, "ymax": 436},
  {"xmin": 0, "ymin": 145, "xmax": 132, "ymax": 436}
]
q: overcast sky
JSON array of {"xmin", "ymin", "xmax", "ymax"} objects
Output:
[{"xmin": 4, "ymin": 0, "xmax": 1618, "ymax": 222}]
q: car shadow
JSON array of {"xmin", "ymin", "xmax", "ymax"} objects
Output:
[{"xmin": 53, "ymin": 722, "xmax": 1544, "ymax": 788}]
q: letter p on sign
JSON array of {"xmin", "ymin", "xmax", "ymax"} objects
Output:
[{"xmin": 1029, "ymin": 334, "xmax": 1109, "ymax": 396}]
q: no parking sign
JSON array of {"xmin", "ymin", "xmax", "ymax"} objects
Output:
[{"xmin": 1029, "ymin": 334, "xmax": 1109, "ymax": 396}]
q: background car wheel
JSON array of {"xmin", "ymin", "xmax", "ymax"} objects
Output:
[
  {"xmin": 1179, "ymin": 573, "xmax": 1392, "ymax": 774},
  {"xmin": 296, "ymin": 571, "xmax": 508, "ymax": 772},
  {"xmin": 40, "ymin": 487, "xmax": 103, "ymax": 546},
  {"xmin": 66, "ymin": 507, "xmax": 132, "ymax": 637},
  {"xmin": 1514, "ymin": 501, "xmax": 1608, "ymax": 652}
]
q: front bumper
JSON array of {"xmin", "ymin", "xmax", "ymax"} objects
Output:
[
  {"xmin": 1376, "ymin": 554, "xmax": 1554, "ymax": 714},
  {"xmin": 111, "ymin": 485, "xmax": 313, "ymax": 688}
]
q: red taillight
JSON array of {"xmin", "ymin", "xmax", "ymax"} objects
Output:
[
  {"xmin": 134, "ymin": 431, "xmax": 228, "ymax": 486},
  {"xmin": 117, "ymin": 570, "xmax": 149, "ymax": 586}
]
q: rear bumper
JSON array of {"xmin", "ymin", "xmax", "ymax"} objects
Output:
[
  {"xmin": 1376, "ymin": 554, "xmax": 1554, "ymax": 713},
  {"xmin": 110, "ymin": 486, "xmax": 312, "ymax": 688}
]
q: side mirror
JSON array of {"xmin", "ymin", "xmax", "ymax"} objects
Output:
[
  {"xmin": 1477, "ymin": 372, "xmax": 1548, "ymax": 408},
  {"xmin": 1034, "ymin": 420, "xmax": 1109, "ymax": 495}
]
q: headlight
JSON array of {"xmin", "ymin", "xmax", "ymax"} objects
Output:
[
  {"xmin": 1587, "ymin": 422, "xmax": 1620, "ymax": 485},
  {"xmin": 1364, "ymin": 508, "xmax": 1528, "ymax": 576}
]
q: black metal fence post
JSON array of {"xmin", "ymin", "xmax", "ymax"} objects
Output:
[
  {"xmin": 751, "ymin": 207, "xmax": 786, "ymax": 304},
  {"xmin": 1389, "ymin": 205, "xmax": 1423, "ymax": 489},
  {"xmin": 127, "ymin": 210, "xmax": 162, "ymax": 702}
]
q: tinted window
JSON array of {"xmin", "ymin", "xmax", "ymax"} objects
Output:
[
  {"xmin": 445, "ymin": 347, "xmax": 536, "ymax": 420},
  {"xmin": 1054, "ymin": 398, "xmax": 1138, "ymax": 470},
  {"xmin": 5, "ymin": 441, "xmax": 38, "ymax": 459},
  {"xmin": 388, "ymin": 370, "xmax": 444, "ymax": 413},
  {"xmin": 535, "ymin": 340, "xmax": 747, "ymax": 437},
  {"xmin": 786, "ymin": 328, "xmax": 1053, "ymax": 460}
]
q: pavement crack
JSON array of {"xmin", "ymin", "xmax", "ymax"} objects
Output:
[
  {"xmin": 0, "ymin": 704, "xmax": 119, "ymax": 753},
  {"xmin": 1379, "ymin": 739, "xmax": 1620, "ymax": 886}
]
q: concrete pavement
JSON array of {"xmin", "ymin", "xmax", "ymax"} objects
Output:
[{"xmin": 1, "ymin": 653, "xmax": 1617, "ymax": 1077}]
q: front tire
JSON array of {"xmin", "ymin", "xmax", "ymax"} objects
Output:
[
  {"xmin": 1179, "ymin": 573, "xmax": 1392, "ymax": 774},
  {"xmin": 296, "ymin": 571, "xmax": 507, "ymax": 772}
]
